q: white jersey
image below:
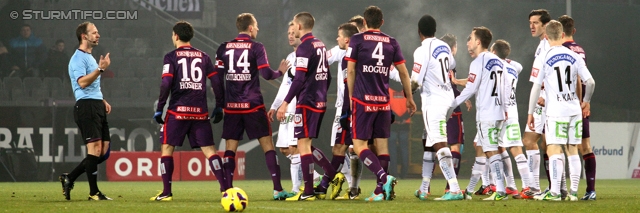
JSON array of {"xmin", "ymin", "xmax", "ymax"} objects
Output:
[
  {"xmin": 535, "ymin": 46, "xmax": 593, "ymax": 117},
  {"xmin": 503, "ymin": 59, "xmax": 523, "ymax": 120},
  {"xmin": 453, "ymin": 52, "xmax": 507, "ymax": 121},
  {"xmin": 530, "ymin": 38, "xmax": 550, "ymax": 83},
  {"xmin": 326, "ymin": 45, "xmax": 347, "ymax": 109},
  {"xmin": 411, "ymin": 37, "xmax": 455, "ymax": 108},
  {"xmin": 270, "ymin": 51, "xmax": 297, "ymax": 113}
]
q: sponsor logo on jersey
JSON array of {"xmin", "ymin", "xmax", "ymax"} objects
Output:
[
  {"xmin": 226, "ymin": 102, "xmax": 250, "ymax": 109},
  {"xmin": 412, "ymin": 62, "xmax": 422, "ymax": 73},
  {"xmin": 364, "ymin": 95, "xmax": 388, "ymax": 102},
  {"xmin": 484, "ymin": 59, "xmax": 503, "ymax": 71},
  {"xmin": 507, "ymin": 67, "xmax": 518, "ymax": 79},
  {"xmin": 175, "ymin": 115, "xmax": 207, "ymax": 120},
  {"xmin": 175, "ymin": 50, "xmax": 202, "ymax": 58},
  {"xmin": 315, "ymin": 102, "xmax": 326, "ymax": 108},
  {"xmin": 176, "ymin": 106, "xmax": 202, "ymax": 113},
  {"xmin": 363, "ymin": 34, "xmax": 390, "ymax": 43},
  {"xmin": 326, "ymin": 49, "xmax": 332, "ymax": 58},
  {"xmin": 296, "ymin": 57, "xmax": 309, "ymax": 68},
  {"xmin": 226, "ymin": 42, "xmax": 252, "ymax": 49},
  {"xmin": 364, "ymin": 104, "xmax": 390, "ymax": 112},
  {"xmin": 467, "ymin": 73, "xmax": 476, "ymax": 83},
  {"xmin": 531, "ymin": 67, "xmax": 539, "ymax": 77},
  {"xmin": 432, "ymin": 45, "xmax": 450, "ymax": 59},
  {"xmin": 215, "ymin": 59, "xmax": 224, "ymax": 69},
  {"xmin": 546, "ymin": 53, "xmax": 576, "ymax": 66}
]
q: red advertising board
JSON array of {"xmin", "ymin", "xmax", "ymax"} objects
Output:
[{"xmin": 106, "ymin": 151, "xmax": 245, "ymax": 181}]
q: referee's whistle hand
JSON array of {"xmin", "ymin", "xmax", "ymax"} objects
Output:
[{"xmin": 99, "ymin": 53, "xmax": 111, "ymax": 70}]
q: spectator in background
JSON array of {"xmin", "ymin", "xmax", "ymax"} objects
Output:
[
  {"xmin": 42, "ymin": 39, "xmax": 69, "ymax": 78},
  {"xmin": 9, "ymin": 24, "xmax": 47, "ymax": 77},
  {"xmin": 0, "ymin": 41, "xmax": 10, "ymax": 77},
  {"xmin": 388, "ymin": 86, "xmax": 410, "ymax": 179}
]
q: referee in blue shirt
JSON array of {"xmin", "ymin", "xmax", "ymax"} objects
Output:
[{"xmin": 59, "ymin": 22, "xmax": 113, "ymax": 201}]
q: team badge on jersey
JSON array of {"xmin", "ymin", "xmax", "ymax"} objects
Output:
[
  {"xmin": 296, "ymin": 57, "xmax": 309, "ymax": 68},
  {"xmin": 412, "ymin": 62, "xmax": 422, "ymax": 74},
  {"xmin": 467, "ymin": 73, "xmax": 477, "ymax": 83},
  {"xmin": 162, "ymin": 64, "xmax": 169, "ymax": 74},
  {"xmin": 531, "ymin": 67, "xmax": 539, "ymax": 78}
]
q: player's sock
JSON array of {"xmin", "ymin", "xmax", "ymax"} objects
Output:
[
  {"xmin": 359, "ymin": 149, "xmax": 387, "ymax": 194},
  {"xmin": 311, "ymin": 146, "xmax": 336, "ymax": 190},
  {"xmin": 68, "ymin": 158, "xmax": 87, "ymax": 182},
  {"xmin": 350, "ymin": 153, "xmax": 362, "ymax": 190},
  {"xmin": 448, "ymin": 151, "xmax": 462, "ymax": 191},
  {"xmin": 208, "ymin": 155, "xmax": 228, "ymax": 191},
  {"xmin": 526, "ymin": 150, "xmax": 541, "ymax": 190},
  {"xmin": 515, "ymin": 154, "xmax": 533, "ymax": 189},
  {"xmin": 549, "ymin": 154, "xmax": 564, "ymax": 195},
  {"xmin": 488, "ymin": 154, "xmax": 506, "ymax": 194},
  {"xmin": 85, "ymin": 154, "xmax": 100, "ymax": 195},
  {"xmin": 544, "ymin": 153, "xmax": 551, "ymax": 188},
  {"xmin": 479, "ymin": 156, "xmax": 489, "ymax": 186},
  {"xmin": 377, "ymin": 154, "xmax": 390, "ymax": 174},
  {"xmin": 265, "ymin": 150, "xmax": 283, "ymax": 191},
  {"xmin": 341, "ymin": 155, "xmax": 352, "ymax": 187},
  {"xmin": 160, "ymin": 156, "xmax": 174, "ymax": 195},
  {"xmin": 331, "ymin": 155, "xmax": 345, "ymax": 172},
  {"xmin": 561, "ymin": 169, "xmax": 568, "ymax": 193},
  {"xmin": 437, "ymin": 148, "xmax": 460, "ymax": 192},
  {"xmin": 467, "ymin": 157, "xmax": 486, "ymax": 192},
  {"xmin": 500, "ymin": 151, "xmax": 516, "ymax": 189},
  {"xmin": 583, "ymin": 153, "xmax": 596, "ymax": 192},
  {"xmin": 421, "ymin": 151, "xmax": 435, "ymax": 193},
  {"xmin": 300, "ymin": 154, "xmax": 315, "ymax": 195},
  {"xmin": 290, "ymin": 154, "xmax": 301, "ymax": 192},
  {"xmin": 223, "ymin": 150, "xmax": 236, "ymax": 188},
  {"xmin": 568, "ymin": 155, "xmax": 581, "ymax": 193}
]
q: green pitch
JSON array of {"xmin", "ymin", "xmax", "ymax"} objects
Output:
[{"xmin": 3, "ymin": 179, "xmax": 639, "ymax": 212}]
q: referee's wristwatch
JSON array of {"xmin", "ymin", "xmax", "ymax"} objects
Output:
[{"xmin": 98, "ymin": 67, "xmax": 105, "ymax": 73}]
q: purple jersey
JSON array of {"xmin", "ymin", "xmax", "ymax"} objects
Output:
[
  {"xmin": 157, "ymin": 46, "xmax": 220, "ymax": 119},
  {"xmin": 215, "ymin": 34, "xmax": 282, "ymax": 113},
  {"xmin": 345, "ymin": 30, "xmax": 405, "ymax": 105},
  {"xmin": 284, "ymin": 33, "xmax": 331, "ymax": 111},
  {"xmin": 450, "ymin": 68, "xmax": 462, "ymax": 113},
  {"xmin": 563, "ymin": 40, "xmax": 587, "ymax": 99}
]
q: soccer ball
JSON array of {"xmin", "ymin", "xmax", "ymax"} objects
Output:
[{"xmin": 220, "ymin": 187, "xmax": 249, "ymax": 212}]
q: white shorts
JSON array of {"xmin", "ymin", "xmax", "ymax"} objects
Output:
[
  {"xmin": 275, "ymin": 113, "xmax": 298, "ymax": 148},
  {"xmin": 476, "ymin": 120, "xmax": 503, "ymax": 152},
  {"xmin": 499, "ymin": 118, "xmax": 523, "ymax": 147},
  {"xmin": 422, "ymin": 106, "xmax": 448, "ymax": 147},
  {"xmin": 524, "ymin": 104, "xmax": 545, "ymax": 134},
  {"xmin": 544, "ymin": 115, "xmax": 582, "ymax": 145}
]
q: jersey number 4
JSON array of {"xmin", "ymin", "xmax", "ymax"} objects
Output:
[{"xmin": 178, "ymin": 58, "xmax": 203, "ymax": 82}]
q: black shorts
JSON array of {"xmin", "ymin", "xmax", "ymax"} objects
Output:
[{"xmin": 74, "ymin": 99, "xmax": 110, "ymax": 144}]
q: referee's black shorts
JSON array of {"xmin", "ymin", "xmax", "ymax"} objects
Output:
[{"xmin": 74, "ymin": 99, "xmax": 111, "ymax": 144}]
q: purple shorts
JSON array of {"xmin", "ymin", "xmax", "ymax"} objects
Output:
[
  {"xmin": 351, "ymin": 100, "xmax": 391, "ymax": 140},
  {"xmin": 293, "ymin": 106, "xmax": 325, "ymax": 139},
  {"xmin": 582, "ymin": 116, "xmax": 590, "ymax": 138},
  {"xmin": 334, "ymin": 127, "xmax": 353, "ymax": 146},
  {"xmin": 222, "ymin": 107, "xmax": 271, "ymax": 140},
  {"xmin": 160, "ymin": 112, "xmax": 215, "ymax": 148},
  {"xmin": 447, "ymin": 113, "xmax": 464, "ymax": 145}
]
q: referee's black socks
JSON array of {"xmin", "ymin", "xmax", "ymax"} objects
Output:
[
  {"xmin": 68, "ymin": 158, "xmax": 87, "ymax": 182},
  {"xmin": 85, "ymin": 155, "xmax": 100, "ymax": 195}
]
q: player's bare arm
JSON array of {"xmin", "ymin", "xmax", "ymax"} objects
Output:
[
  {"xmin": 346, "ymin": 61, "xmax": 356, "ymax": 109},
  {"xmin": 395, "ymin": 63, "xmax": 417, "ymax": 116},
  {"xmin": 527, "ymin": 82, "xmax": 543, "ymax": 131},
  {"xmin": 449, "ymin": 70, "xmax": 467, "ymax": 86}
]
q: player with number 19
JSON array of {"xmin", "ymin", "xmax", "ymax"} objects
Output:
[
  {"xmin": 527, "ymin": 20, "xmax": 595, "ymax": 201},
  {"xmin": 214, "ymin": 13, "xmax": 291, "ymax": 200}
]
